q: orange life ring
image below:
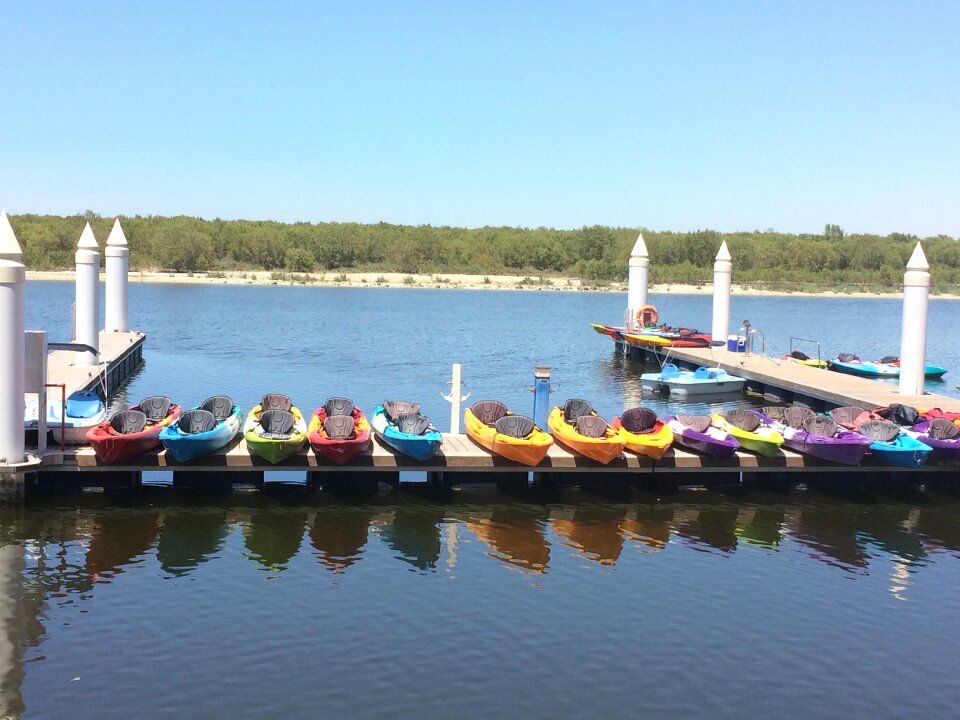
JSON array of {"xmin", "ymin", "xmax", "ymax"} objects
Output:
[{"xmin": 636, "ymin": 304, "xmax": 658, "ymax": 327}]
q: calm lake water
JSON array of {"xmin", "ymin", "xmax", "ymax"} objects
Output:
[{"xmin": 4, "ymin": 281, "xmax": 960, "ymax": 719}]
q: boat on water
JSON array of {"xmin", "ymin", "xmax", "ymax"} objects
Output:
[
  {"xmin": 759, "ymin": 406, "xmax": 871, "ymax": 466},
  {"xmin": 160, "ymin": 395, "xmax": 243, "ymax": 462},
  {"xmin": 87, "ymin": 396, "xmax": 182, "ymax": 464},
  {"xmin": 611, "ymin": 406, "xmax": 673, "ymax": 460},
  {"xmin": 665, "ymin": 414, "xmax": 739, "ymax": 458},
  {"xmin": 641, "ymin": 364, "xmax": 746, "ymax": 397},
  {"xmin": 308, "ymin": 397, "xmax": 372, "ymax": 464},
  {"xmin": 243, "ymin": 393, "xmax": 308, "ymax": 464},
  {"xmin": 47, "ymin": 389, "xmax": 108, "ymax": 445},
  {"xmin": 464, "ymin": 400, "xmax": 553, "ymax": 466},
  {"xmin": 710, "ymin": 409, "xmax": 784, "ymax": 457},
  {"xmin": 782, "ymin": 351, "xmax": 828, "ymax": 368},
  {"xmin": 828, "ymin": 353, "xmax": 947, "ymax": 380},
  {"xmin": 828, "ymin": 406, "xmax": 930, "ymax": 468},
  {"xmin": 547, "ymin": 399, "xmax": 625, "ymax": 464},
  {"xmin": 371, "ymin": 401, "xmax": 442, "ymax": 461}
]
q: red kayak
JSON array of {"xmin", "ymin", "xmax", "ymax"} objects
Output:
[
  {"xmin": 87, "ymin": 396, "xmax": 181, "ymax": 464},
  {"xmin": 307, "ymin": 397, "xmax": 372, "ymax": 464}
]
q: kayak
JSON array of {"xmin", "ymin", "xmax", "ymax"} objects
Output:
[
  {"xmin": 243, "ymin": 393, "xmax": 308, "ymax": 464},
  {"xmin": 760, "ymin": 406, "xmax": 871, "ymax": 466},
  {"xmin": 547, "ymin": 400, "xmax": 625, "ymax": 465},
  {"xmin": 666, "ymin": 414, "xmax": 740, "ymax": 458},
  {"xmin": 611, "ymin": 406, "xmax": 673, "ymax": 460},
  {"xmin": 47, "ymin": 389, "xmax": 108, "ymax": 445},
  {"xmin": 621, "ymin": 332, "xmax": 673, "ymax": 348},
  {"xmin": 711, "ymin": 410, "xmax": 784, "ymax": 456},
  {"xmin": 87, "ymin": 395, "xmax": 182, "ymax": 464},
  {"xmin": 160, "ymin": 395, "xmax": 243, "ymax": 462},
  {"xmin": 307, "ymin": 397, "xmax": 372, "ymax": 464},
  {"xmin": 829, "ymin": 358, "xmax": 947, "ymax": 380},
  {"xmin": 909, "ymin": 417, "xmax": 960, "ymax": 458},
  {"xmin": 464, "ymin": 400, "xmax": 553, "ymax": 466},
  {"xmin": 371, "ymin": 401, "xmax": 442, "ymax": 461},
  {"xmin": 855, "ymin": 418, "xmax": 931, "ymax": 468}
]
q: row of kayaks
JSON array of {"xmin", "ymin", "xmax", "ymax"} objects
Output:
[{"xmin": 590, "ymin": 323, "xmax": 713, "ymax": 348}]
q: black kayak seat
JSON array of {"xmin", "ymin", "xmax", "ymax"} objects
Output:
[
  {"xmin": 857, "ymin": 419, "xmax": 900, "ymax": 443},
  {"xmin": 829, "ymin": 406, "xmax": 867, "ymax": 427},
  {"xmin": 201, "ymin": 396, "xmax": 235, "ymax": 421},
  {"xmin": 575, "ymin": 415, "xmax": 608, "ymax": 438},
  {"xmin": 139, "ymin": 396, "xmax": 171, "ymax": 422},
  {"xmin": 837, "ymin": 353, "xmax": 860, "ymax": 363},
  {"xmin": 564, "ymin": 399, "xmax": 594, "ymax": 423},
  {"xmin": 495, "ymin": 414, "xmax": 535, "ymax": 439},
  {"xmin": 802, "ymin": 416, "xmax": 839, "ymax": 438},
  {"xmin": 876, "ymin": 404, "xmax": 920, "ymax": 427},
  {"xmin": 111, "ymin": 410, "xmax": 147, "ymax": 435},
  {"xmin": 178, "ymin": 409, "xmax": 217, "ymax": 435},
  {"xmin": 927, "ymin": 418, "xmax": 960, "ymax": 441},
  {"xmin": 762, "ymin": 406, "xmax": 786, "ymax": 422},
  {"xmin": 261, "ymin": 394, "xmax": 292, "ymax": 412},
  {"xmin": 725, "ymin": 409, "xmax": 761, "ymax": 432},
  {"xmin": 472, "ymin": 400, "xmax": 508, "ymax": 425},
  {"xmin": 676, "ymin": 414, "xmax": 712, "ymax": 434},
  {"xmin": 323, "ymin": 415, "xmax": 355, "ymax": 440},
  {"xmin": 790, "ymin": 350, "xmax": 811, "ymax": 361},
  {"xmin": 782, "ymin": 406, "xmax": 815, "ymax": 429},
  {"xmin": 879, "ymin": 355, "xmax": 899, "ymax": 364},
  {"xmin": 384, "ymin": 401, "xmax": 421, "ymax": 422},
  {"xmin": 620, "ymin": 407, "xmax": 657, "ymax": 434},
  {"xmin": 325, "ymin": 397, "xmax": 354, "ymax": 418},
  {"xmin": 396, "ymin": 413, "xmax": 432, "ymax": 436},
  {"xmin": 259, "ymin": 409, "xmax": 295, "ymax": 440}
]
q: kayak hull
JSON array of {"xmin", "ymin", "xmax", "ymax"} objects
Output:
[
  {"xmin": 371, "ymin": 405, "xmax": 442, "ymax": 461},
  {"xmin": 711, "ymin": 414, "xmax": 784, "ymax": 457},
  {"xmin": 611, "ymin": 417, "xmax": 673, "ymax": 460},
  {"xmin": 547, "ymin": 406, "xmax": 625, "ymax": 465},
  {"xmin": 160, "ymin": 407, "xmax": 243, "ymax": 462},
  {"xmin": 87, "ymin": 404, "xmax": 182, "ymax": 464},
  {"xmin": 243, "ymin": 405, "xmax": 308, "ymax": 464},
  {"xmin": 464, "ymin": 408, "xmax": 553, "ymax": 466},
  {"xmin": 666, "ymin": 417, "xmax": 740, "ymax": 458},
  {"xmin": 307, "ymin": 406, "xmax": 372, "ymax": 464}
]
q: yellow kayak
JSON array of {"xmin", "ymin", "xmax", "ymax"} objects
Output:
[
  {"xmin": 711, "ymin": 410, "xmax": 783, "ymax": 457},
  {"xmin": 243, "ymin": 394, "xmax": 308, "ymax": 464},
  {"xmin": 464, "ymin": 401, "xmax": 553, "ymax": 466},
  {"xmin": 611, "ymin": 407, "xmax": 673, "ymax": 460},
  {"xmin": 621, "ymin": 332, "xmax": 672, "ymax": 348},
  {"xmin": 547, "ymin": 401, "xmax": 625, "ymax": 464}
]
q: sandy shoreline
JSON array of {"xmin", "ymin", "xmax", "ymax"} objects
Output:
[{"xmin": 23, "ymin": 269, "xmax": 960, "ymax": 300}]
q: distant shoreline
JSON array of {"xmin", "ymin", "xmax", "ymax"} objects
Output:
[{"xmin": 24, "ymin": 269, "xmax": 960, "ymax": 300}]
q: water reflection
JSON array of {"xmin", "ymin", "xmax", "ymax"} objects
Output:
[
  {"xmin": 86, "ymin": 508, "xmax": 161, "ymax": 584},
  {"xmin": 619, "ymin": 506, "xmax": 672, "ymax": 552},
  {"xmin": 157, "ymin": 507, "xmax": 229, "ymax": 577},
  {"xmin": 243, "ymin": 509, "xmax": 308, "ymax": 575},
  {"xmin": 380, "ymin": 507, "xmax": 444, "ymax": 572},
  {"xmin": 552, "ymin": 506, "xmax": 627, "ymax": 566},
  {"xmin": 463, "ymin": 506, "xmax": 550, "ymax": 575},
  {"xmin": 309, "ymin": 506, "xmax": 375, "ymax": 573}
]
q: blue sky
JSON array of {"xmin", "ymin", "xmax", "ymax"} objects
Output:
[{"xmin": 2, "ymin": 1, "xmax": 957, "ymax": 235}]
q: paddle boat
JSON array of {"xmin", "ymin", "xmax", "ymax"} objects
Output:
[
  {"xmin": 160, "ymin": 395, "xmax": 243, "ymax": 462},
  {"xmin": 547, "ymin": 399, "xmax": 625, "ymax": 464},
  {"xmin": 665, "ymin": 414, "xmax": 739, "ymax": 458},
  {"xmin": 828, "ymin": 353, "xmax": 947, "ymax": 380},
  {"xmin": 87, "ymin": 396, "xmax": 182, "ymax": 464},
  {"xmin": 611, "ymin": 406, "xmax": 673, "ymax": 460},
  {"xmin": 47, "ymin": 389, "xmax": 108, "ymax": 445},
  {"xmin": 828, "ymin": 406, "xmax": 930, "ymax": 468},
  {"xmin": 464, "ymin": 400, "xmax": 553, "ymax": 466},
  {"xmin": 759, "ymin": 406, "xmax": 871, "ymax": 466},
  {"xmin": 243, "ymin": 393, "xmax": 308, "ymax": 464},
  {"xmin": 371, "ymin": 401, "xmax": 442, "ymax": 461},
  {"xmin": 710, "ymin": 409, "xmax": 784, "ymax": 457},
  {"xmin": 641, "ymin": 364, "xmax": 746, "ymax": 397},
  {"xmin": 307, "ymin": 397, "xmax": 372, "ymax": 464}
]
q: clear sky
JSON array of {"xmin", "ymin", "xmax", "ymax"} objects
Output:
[{"xmin": 2, "ymin": 1, "xmax": 958, "ymax": 236}]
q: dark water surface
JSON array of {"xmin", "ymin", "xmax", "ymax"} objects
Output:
[{"xmin": 6, "ymin": 282, "xmax": 960, "ymax": 718}]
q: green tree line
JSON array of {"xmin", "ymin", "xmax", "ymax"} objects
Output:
[{"xmin": 10, "ymin": 212, "xmax": 960, "ymax": 292}]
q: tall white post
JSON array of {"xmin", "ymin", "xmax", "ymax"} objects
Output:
[
  {"xmin": 626, "ymin": 233, "xmax": 649, "ymax": 329},
  {"xmin": 899, "ymin": 243, "xmax": 929, "ymax": 396},
  {"xmin": 74, "ymin": 222, "xmax": 100, "ymax": 366},
  {"xmin": 711, "ymin": 241, "xmax": 732, "ymax": 346},
  {"xmin": 105, "ymin": 218, "xmax": 129, "ymax": 332},
  {"xmin": 0, "ymin": 212, "xmax": 25, "ymax": 466}
]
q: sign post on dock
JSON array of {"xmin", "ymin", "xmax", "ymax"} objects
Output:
[
  {"xmin": 626, "ymin": 233, "xmax": 649, "ymax": 330},
  {"xmin": 74, "ymin": 222, "xmax": 100, "ymax": 366},
  {"xmin": 898, "ymin": 243, "xmax": 929, "ymax": 396},
  {"xmin": 105, "ymin": 218, "xmax": 129, "ymax": 332},
  {"xmin": 711, "ymin": 241, "xmax": 732, "ymax": 348},
  {"xmin": 0, "ymin": 212, "xmax": 25, "ymax": 466}
]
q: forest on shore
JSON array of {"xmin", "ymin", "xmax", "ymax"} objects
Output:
[{"xmin": 10, "ymin": 212, "xmax": 960, "ymax": 293}]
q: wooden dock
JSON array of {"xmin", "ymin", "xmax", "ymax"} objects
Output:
[{"xmin": 43, "ymin": 330, "xmax": 145, "ymax": 398}]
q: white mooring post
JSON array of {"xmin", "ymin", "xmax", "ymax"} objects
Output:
[
  {"xmin": 104, "ymin": 218, "xmax": 129, "ymax": 332},
  {"xmin": 0, "ymin": 212, "xmax": 26, "ymax": 466},
  {"xmin": 898, "ymin": 243, "xmax": 930, "ymax": 396},
  {"xmin": 626, "ymin": 233, "xmax": 649, "ymax": 329},
  {"xmin": 74, "ymin": 222, "xmax": 100, "ymax": 366},
  {"xmin": 711, "ymin": 241, "xmax": 732, "ymax": 347},
  {"xmin": 442, "ymin": 363, "xmax": 470, "ymax": 434}
]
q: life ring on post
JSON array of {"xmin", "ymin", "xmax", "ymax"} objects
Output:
[{"xmin": 635, "ymin": 304, "xmax": 658, "ymax": 328}]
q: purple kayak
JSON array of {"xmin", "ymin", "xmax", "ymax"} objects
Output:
[
  {"xmin": 760, "ymin": 406, "xmax": 871, "ymax": 466},
  {"xmin": 666, "ymin": 414, "xmax": 739, "ymax": 458},
  {"xmin": 910, "ymin": 417, "xmax": 960, "ymax": 458}
]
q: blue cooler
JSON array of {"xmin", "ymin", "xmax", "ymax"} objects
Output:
[{"xmin": 727, "ymin": 335, "xmax": 746, "ymax": 352}]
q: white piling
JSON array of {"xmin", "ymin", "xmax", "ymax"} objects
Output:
[
  {"xmin": 0, "ymin": 213, "xmax": 25, "ymax": 466},
  {"xmin": 442, "ymin": 363, "xmax": 470, "ymax": 434},
  {"xmin": 626, "ymin": 233, "xmax": 649, "ymax": 329},
  {"xmin": 711, "ymin": 241, "xmax": 732, "ymax": 347},
  {"xmin": 104, "ymin": 218, "xmax": 129, "ymax": 332},
  {"xmin": 898, "ymin": 243, "xmax": 930, "ymax": 396},
  {"xmin": 74, "ymin": 222, "xmax": 100, "ymax": 366}
]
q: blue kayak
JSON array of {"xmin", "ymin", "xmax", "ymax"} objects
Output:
[
  {"xmin": 857, "ymin": 418, "xmax": 931, "ymax": 468},
  {"xmin": 371, "ymin": 402, "xmax": 442, "ymax": 461},
  {"xmin": 160, "ymin": 395, "xmax": 242, "ymax": 462},
  {"xmin": 829, "ymin": 359, "xmax": 947, "ymax": 380}
]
